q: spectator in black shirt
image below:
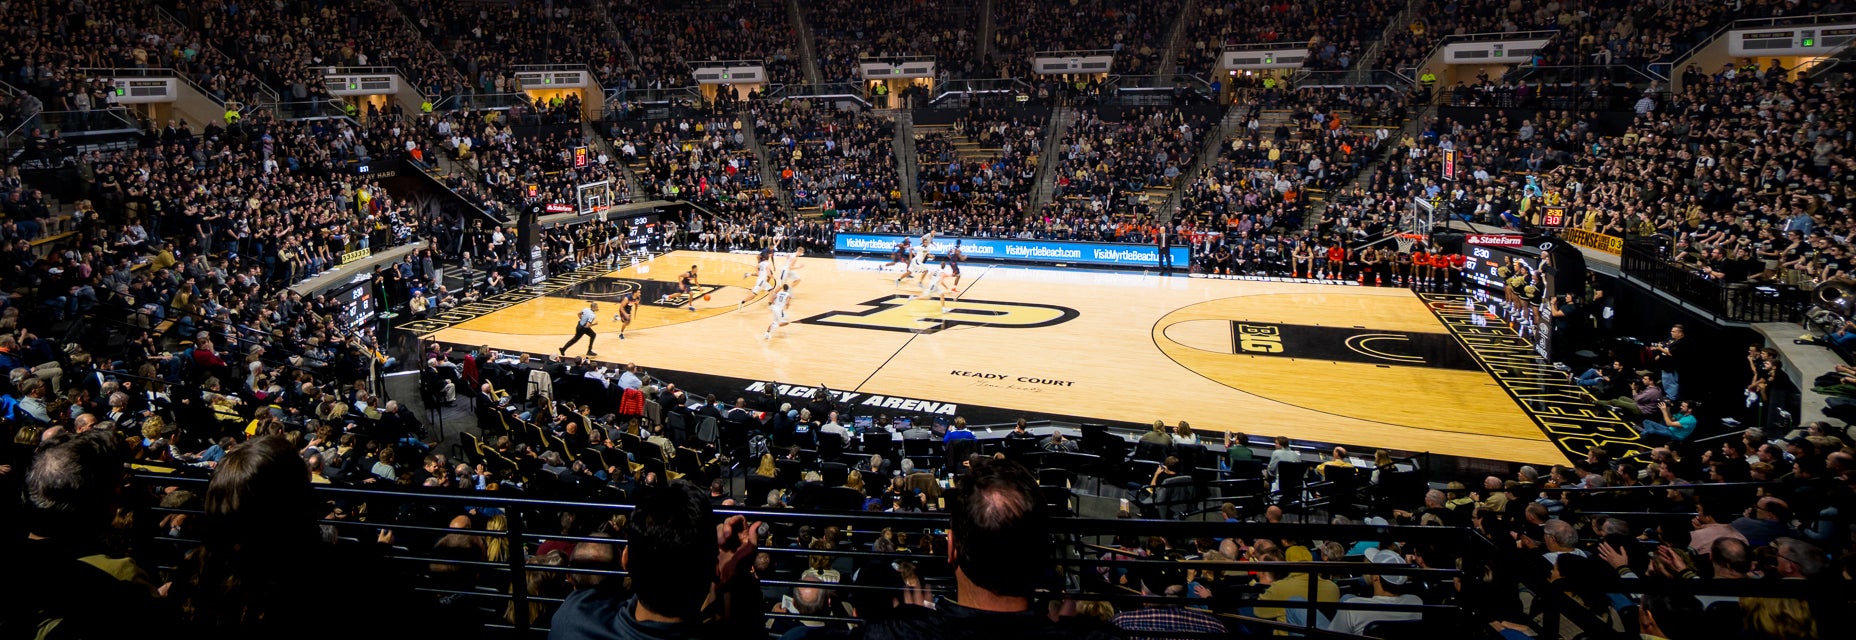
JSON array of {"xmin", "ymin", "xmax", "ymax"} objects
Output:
[
  {"xmin": 550, "ymin": 481, "xmax": 764, "ymax": 640},
  {"xmin": 817, "ymin": 458, "xmax": 1115, "ymax": 639}
]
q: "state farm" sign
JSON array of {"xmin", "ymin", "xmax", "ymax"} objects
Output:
[{"xmin": 1466, "ymin": 234, "xmax": 1525, "ymax": 246}]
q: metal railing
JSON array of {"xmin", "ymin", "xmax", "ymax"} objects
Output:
[
  {"xmin": 768, "ymin": 82, "xmax": 872, "ymax": 106},
  {"xmin": 77, "ymin": 67, "xmax": 233, "ymax": 110},
  {"xmin": 856, "ymin": 54, "xmax": 936, "ymax": 66},
  {"xmin": 8, "ymin": 107, "xmax": 140, "ymax": 136},
  {"xmin": 607, "ymin": 86, "xmax": 705, "ymax": 106},
  {"xmin": 319, "ymin": 65, "xmax": 418, "ymax": 79},
  {"xmin": 1502, "ymin": 64, "xmax": 1665, "ymax": 86},
  {"xmin": 1654, "ymin": 12, "xmax": 1856, "ymax": 82},
  {"xmin": 1033, "ymin": 48, "xmax": 1119, "ymax": 59},
  {"xmin": 433, "ymin": 93, "xmax": 535, "ymax": 113},
  {"xmin": 1109, "ymin": 74, "xmax": 1212, "ymax": 91},
  {"xmin": 1392, "ymin": 29, "xmax": 1562, "ymax": 79},
  {"xmin": 1219, "ymin": 42, "xmax": 1309, "ymax": 54},
  {"xmin": 1432, "ymin": 83, "xmax": 1664, "ymax": 111},
  {"xmin": 124, "ymin": 471, "xmax": 1487, "ymax": 637},
  {"xmin": 927, "ymin": 78, "xmax": 1033, "ymax": 106},
  {"xmin": 512, "ymin": 63, "xmax": 598, "ymax": 74},
  {"xmin": 1620, "ymin": 237, "xmax": 1806, "ymax": 324},
  {"xmin": 267, "ymin": 99, "xmax": 352, "ymax": 121},
  {"xmin": 121, "ymin": 468, "xmax": 1856, "ymax": 638},
  {"xmin": 1292, "ymin": 70, "xmax": 1412, "ymax": 89}
]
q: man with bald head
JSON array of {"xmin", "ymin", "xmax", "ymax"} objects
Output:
[
  {"xmin": 1730, "ymin": 496, "xmax": 1798, "ymax": 546},
  {"xmin": 569, "ymin": 533, "xmax": 619, "ymax": 590},
  {"xmin": 1316, "ymin": 446, "xmax": 1354, "ymax": 479},
  {"xmin": 1474, "ymin": 476, "xmax": 1509, "ymax": 513},
  {"xmin": 823, "ymin": 458, "xmax": 1116, "ymax": 639}
]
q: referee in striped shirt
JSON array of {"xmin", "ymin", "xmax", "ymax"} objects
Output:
[{"xmin": 559, "ymin": 302, "xmax": 599, "ymax": 357}]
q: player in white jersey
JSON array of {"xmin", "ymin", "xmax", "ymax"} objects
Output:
[
  {"xmin": 896, "ymin": 233, "xmax": 934, "ymax": 287},
  {"xmin": 912, "ymin": 260, "xmax": 956, "ymax": 309},
  {"xmin": 779, "ymin": 246, "xmax": 806, "ymax": 290},
  {"xmin": 761, "ymin": 284, "xmax": 793, "ymax": 340},
  {"xmin": 740, "ymin": 249, "xmax": 774, "ymax": 307}
]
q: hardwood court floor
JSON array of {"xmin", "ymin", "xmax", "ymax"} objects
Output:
[{"xmin": 430, "ymin": 251, "xmax": 1570, "ymax": 464}]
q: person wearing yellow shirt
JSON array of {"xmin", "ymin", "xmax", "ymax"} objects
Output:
[
  {"xmin": 1252, "ymin": 546, "xmax": 1341, "ymax": 631},
  {"xmin": 1315, "ymin": 446, "xmax": 1354, "ymax": 479}
]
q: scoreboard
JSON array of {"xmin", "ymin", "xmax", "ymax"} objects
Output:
[{"xmin": 1459, "ymin": 244, "xmax": 1537, "ymax": 292}]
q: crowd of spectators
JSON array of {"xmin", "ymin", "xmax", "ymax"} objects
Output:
[
  {"xmin": 915, "ymin": 106, "xmax": 1043, "ymax": 214},
  {"xmin": 807, "ymin": 0, "xmax": 978, "ymax": 84},
  {"xmin": 1526, "ymin": 0, "xmax": 1829, "ymax": 74},
  {"xmin": 1173, "ymin": 89, "xmax": 1397, "ymax": 278},
  {"xmin": 1379, "ymin": 0, "xmax": 1824, "ymax": 78},
  {"xmin": 58, "ymin": 112, "xmax": 431, "ymax": 286},
  {"xmin": 9, "ymin": 334, "xmax": 1854, "ymax": 638},
  {"xmin": 166, "ymin": 0, "xmax": 467, "ymax": 102},
  {"xmin": 1438, "ymin": 70, "xmax": 1648, "ymax": 111},
  {"xmin": 1051, "ymin": 106, "xmax": 1207, "ymax": 203},
  {"xmin": 1177, "ymin": 0, "xmax": 1403, "ymax": 75},
  {"xmin": 1377, "ymin": 0, "xmax": 1559, "ymax": 75},
  {"xmin": 606, "ymin": 0, "xmax": 801, "ymax": 90},
  {"xmin": 416, "ymin": 104, "xmax": 631, "ymax": 223},
  {"xmin": 396, "ymin": 0, "xmax": 626, "ymax": 97},
  {"xmin": 755, "ymin": 102, "xmax": 900, "ymax": 216},
  {"xmin": 989, "ymin": 0, "xmax": 1182, "ymax": 76},
  {"xmin": 3, "ymin": 0, "xmax": 273, "ymax": 110},
  {"xmin": 7, "ymin": 3, "xmax": 1856, "ymax": 638},
  {"xmin": 610, "ymin": 113, "xmax": 767, "ymax": 208},
  {"xmin": 1414, "ymin": 64, "xmax": 1856, "ymax": 292}
]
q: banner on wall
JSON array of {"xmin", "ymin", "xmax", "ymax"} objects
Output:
[{"xmin": 835, "ymin": 234, "xmax": 1190, "ymax": 269}]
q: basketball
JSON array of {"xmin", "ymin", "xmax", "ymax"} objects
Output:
[{"xmin": 703, "ymin": 294, "xmax": 712, "ymax": 301}]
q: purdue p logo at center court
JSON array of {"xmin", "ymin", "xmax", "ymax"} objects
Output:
[{"xmin": 800, "ymin": 295, "xmax": 1080, "ymax": 334}]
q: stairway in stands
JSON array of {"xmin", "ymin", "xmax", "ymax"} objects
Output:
[
  {"xmin": 1156, "ymin": 101, "xmax": 1243, "ymax": 225},
  {"xmin": 788, "ymin": 0, "xmax": 825, "ymax": 86},
  {"xmin": 582, "ymin": 122, "xmax": 645, "ymax": 202},
  {"xmin": 1026, "ymin": 106, "xmax": 1074, "ymax": 211},
  {"xmin": 893, "ymin": 110, "xmax": 922, "ymax": 210},
  {"xmin": 910, "ymin": 117, "xmax": 1008, "ymax": 215},
  {"xmin": 1301, "ymin": 99, "xmax": 1429, "ymax": 228},
  {"xmin": 975, "ymin": 0, "xmax": 997, "ymax": 66},
  {"xmin": 742, "ymin": 115, "xmax": 796, "ymax": 217},
  {"xmin": 1152, "ymin": 0, "xmax": 1198, "ymax": 78}
]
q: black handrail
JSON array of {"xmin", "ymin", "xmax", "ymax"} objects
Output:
[
  {"xmin": 1619, "ymin": 240, "xmax": 1805, "ymax": 323},
  {"xmin": 127, "ymin": 472, "xmax": 1486, "ymax": 636},
  {"xmin": 125, "ymin": 468, "xmax": 1856, "ymax": 638}
]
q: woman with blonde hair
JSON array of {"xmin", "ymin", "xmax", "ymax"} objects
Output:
[
  {"xmin": 1139, "ymin": 420, "xmax": 1173, "ymax": 446},
  {"xmin": 484, "ymin": 515, "xmax": 510, "ymax": 563},
  {"xmin": 844, "ymin": 470, "xmax": 865, "ymax": 493},
  {"xmin": 503, "ymin": 551, "xmax": 568, "ymax": 626},
  {"xmin": 753, "ymin": 453, "xmax": 778, "ymax": 478},
  {"xmin": 1742, "ymin": 597, "xmax": 1818, "ymax": 639}
]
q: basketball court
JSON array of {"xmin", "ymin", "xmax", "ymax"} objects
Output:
[{"xmin": 407, "ymin": 250, "xmax": 1650, "ymax": 465}]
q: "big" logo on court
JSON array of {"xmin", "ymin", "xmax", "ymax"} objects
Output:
[
  {"xmin": 1236, "ymin": 324, "xmax": 1284, "ymax": 353},
  {"xmin": 799, "ymin": 295, "xmax": 1079, "ymax": 334}
]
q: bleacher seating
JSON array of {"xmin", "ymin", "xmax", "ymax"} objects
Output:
[{"xmin": 4, "ymin": 3, "xmax": 1856, "ymax": 639}]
